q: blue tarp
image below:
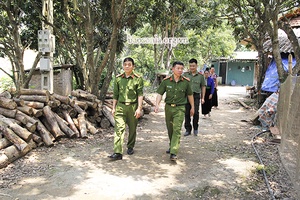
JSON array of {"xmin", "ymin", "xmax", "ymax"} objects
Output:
[{"xmin": 261, "ymin": 57, "xmax": 296, "ymax": 92}]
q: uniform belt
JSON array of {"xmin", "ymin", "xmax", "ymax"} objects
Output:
[
  {"xmin": 120, "ymin": 102, "xmax": 137, "ymax": 105},
  {"xmin": 166, "ymin": 103, "xmax": 186, "ymax": 107}
]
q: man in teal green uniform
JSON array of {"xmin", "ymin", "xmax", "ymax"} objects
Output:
[
  {"xmin": 154, "ymin": 61, "xmax": 194, "ymax": 161},
  {"xmin": 108, "ymin": 57, "xmax": 144, "ymax": 161},
  {"xmin": 183, "ymin": 58, "xmax": 206, "ymax": 136}
]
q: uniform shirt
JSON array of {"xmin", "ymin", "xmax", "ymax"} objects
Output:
[
  {"xmin": 113, "ymin": 72, "xmax": 144, "ymax": 103},
  {"xmin": 156, "ymin": 75, "xmax": 193, "ymax": 105},
  {"xmin": 183, "ymin": 71, "xmax": 206, "ymax": 93}
]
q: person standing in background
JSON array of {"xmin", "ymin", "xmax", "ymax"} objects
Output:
[
  {"xmin": 154, "ymin": 61, "xmax": 194, "ymax": 161},
  {"xmin": 210, "ymin": 65, "xmax": 218, "ymax": 109},
  {"xmin": 108, "ymin": 57, "xmax": 144, "ymax": 161},
  {"xmin": 202, "ymin": 68, "xmax": 214, "ymax": 118},
  {"xmin": 183, "ymin": 58, "xmax": 206, "ymax": 136}
]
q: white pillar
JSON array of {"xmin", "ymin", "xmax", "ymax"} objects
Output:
[{"xmin": 40, "ymin": 0, "xmax": 54, "ymax": 93}]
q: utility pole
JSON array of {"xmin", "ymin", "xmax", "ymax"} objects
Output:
[{"xmin": 38, "ymin": 0, "xmax": 54, "ymax": 93}]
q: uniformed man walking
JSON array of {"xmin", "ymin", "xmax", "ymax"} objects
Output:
[
  {"xmin": 183, "ymin": 58, "xmax": 206, "ymax": 136},
  {"xmin": 108, "ymin": 57, "xmax": 144, "ymax": 160},
  {"xmin": 154, "ymin": 61, "xmax": 194, "ymax": 161}
]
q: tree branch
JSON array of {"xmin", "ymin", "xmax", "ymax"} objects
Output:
[{"xmin": 0, "ymin": 68, "xmax": 13, "ymax": 79}]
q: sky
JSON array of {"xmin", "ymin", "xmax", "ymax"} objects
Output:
[{"xmin": 0, "ymin": 49, "xmax": 38, "ymax": 78}]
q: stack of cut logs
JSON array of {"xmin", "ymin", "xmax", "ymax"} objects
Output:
[{"xmin": 0, "ymin": 89, "xmax": 154, "ymax": 169}]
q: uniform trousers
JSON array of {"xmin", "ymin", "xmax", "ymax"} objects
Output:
[
  {"xmin": 165, "ymin": 104, "xmax": 185, "ymax": 155},
  {"xmin": 184, "ymin": 92, "xmax": 200, "ymax": 132},
  {"xmin": 113, "ymin": 102, "xmax": 138, "ymax": 154}
]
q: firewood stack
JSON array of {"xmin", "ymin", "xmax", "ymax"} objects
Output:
[
  {"xmin": 0, "ymin": 89, "xmax": 102, "ymax": 169},
  {"xmin": 0, "ymin": 89, "xmax": 155, "ymax": 169}
]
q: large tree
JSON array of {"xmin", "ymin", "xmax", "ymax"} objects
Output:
[
  {"xmin": 224, "ymin": 0, "xmax": 300, "ymax": 87},
  {"xmin": 0, "ymin": 0, "xmax": 42, "ymax": 92}
]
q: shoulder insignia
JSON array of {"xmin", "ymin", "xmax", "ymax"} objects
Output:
[
  {"xmin": 182, "ymin": 76, "xmax": 190, "ymax": 81},
  {"xmin": 163, "ymin": 76, "xmax": 171, "ymax": 80},
  {"xmin": 133, "ymin": 73, "xmax": 141, "ymax": 78},
  {"xmin": 116, "ymin": 73, "xmax": 124, "ymax": 78}
]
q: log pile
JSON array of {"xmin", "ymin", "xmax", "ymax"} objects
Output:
[{"xmin": 0, "ymin": 89, "xmax": 155, "ymax": 169}]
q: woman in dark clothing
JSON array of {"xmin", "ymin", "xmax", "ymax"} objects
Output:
[
  {"xmin": 210, "ymin": 66, "xmax": 218, "ymax": 108},
  {"xmin": 202, "ymin": 69, "xmax": 214, "ymax": 117}
]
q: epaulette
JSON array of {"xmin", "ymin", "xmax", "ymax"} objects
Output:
[
  {"xmin": 182, "ymin": 76, "xmax": 190, "ymax": 81},
  {"xmin": 163, "ymin": 76, "xmax": 171, "ymax": 80},
  {"xmin": 116, "ymin": 73, "xmax": 124, "ymax": 78},
  {"xmin": 133, "ymin": 73, "xmax": 141, "ymax": 78}
]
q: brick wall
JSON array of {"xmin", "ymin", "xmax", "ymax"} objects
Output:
[{"xmin": 28, "ymin": 68, "xmax": 73, "ymax": 96}]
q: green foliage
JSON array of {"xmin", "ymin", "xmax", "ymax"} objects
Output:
[
  {"xmin": 125, "ymin": 20, "xmax": 236, "ymax": 76},
  {"xmin": 0, "ymin": 76, "xmax": 14, "ymax": 92}
]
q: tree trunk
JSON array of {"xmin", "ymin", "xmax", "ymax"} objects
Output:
[
  {"xmin": 32, "ymin": 134, "xmax": 43, "ymax": 146},
  {"xmin": 34, "ymin": 118, "xmax": 54, "ymax": 146},
  {"xmin": 102, "ymin": 105, "xmax": 115, "ymax": 126},
  {"xmin": 71, "ymin": 103, "xmax": 85, "ymax": 114},
  {"xmin": 42, "ymin": 106, "xmax": 65, "ymax": 140},
  {"xmin": 62, "ymin": 110, "xmax": 80, "ymax": 137},
  {"xmin": 74, "ymin": 100, "xmax": 88, "ymax": 110},
  {"xmin": 0, "ymin": 107, "xmax": 17, "ymax": 118},
  {"xmin": 19, "ymin": 88, "xmax": 50, "ymax": 96},
  {"xmin": 15, "ymin": 111, "xmax": 29, "ymax": 124},
  {"xmin": 100, "ymin": 117, "xmax": 111, "ymax": 129},
  {"xmin": 86, "ymin": 120, "xmax": 100, "ymax": 134},
  {"xmin": 0, "ymin": 115, "xmax": 33, "ymax": 142},
  {"xmin": 54, "ymin": 113, "xmax": 77, "ymax": 138},
  {"xmin": 279, "ymin": 20, "xmax": 300, "ymax": 75},
  {"xmin": 32, "ymin": 108, "xmax": 43, "ymax": 117},
  {"xmin": 20, "ymin": 95, "xmax": 49, "ymax": 103},
  {"xmin": 0, "ymin": 124, "xmax": 29, "ymax": 152},
  {"xmin": 25, "ymin": 122, "xmax": 37, "ymax": 133},
  {"xmin": 71, "ymin": 90, "xmax": 97, "ymax": 102},
  {"xmin": 13, "ymin": 98, "xmax": 25, "ymax": 106},
  {"xmin": 0, "ymin": 138, "xmax": 12, "ymax": 150},
  {"xmin": 52, "ymin": 93, "xmax": 70, "ymax": 105},
  {"xmin": 0, "ymin": 91, "xmax": 11, "ymax": 99},
  {"xmin": 0, "ymin": 152, "xmax": 10, "ymax": 169},
  {"xmin": 24, "ymin": 101, "xmax": 44, "ymax": 109},
  {"xmin": 2, "ymin": 141, "xmax": 34, "ymax": 164},
  {"xmin": 78, "ymin": 113, "xmax": 88, "ymax": 138},
  {"xmin": 17, "ymin": 105, "xmax": 33, "ymax": 115},
  {"xmin": 0, "ymin": 97, "xmax": 17, "ymax": 109}
]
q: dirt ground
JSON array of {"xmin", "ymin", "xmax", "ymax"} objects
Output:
[{"xmin": 0, "ymin": 86, "xmax": 298, "ymax": 200}]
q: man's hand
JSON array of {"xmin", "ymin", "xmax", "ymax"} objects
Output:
[
  {"xmin": 134, "ymin": 108, "xmax": 142, "ymax": 119},
  {"xmin": 190, "ymin": 107, "xmax": 194, "ymax": 116}
]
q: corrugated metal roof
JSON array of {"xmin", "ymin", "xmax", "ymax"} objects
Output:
[
  {"xmin": 290, "ymin": 17, "xmax": 300, "ymax": 27},
  {"xmin": 263, "ymin": 28, "xmax": 300, "ymax": 53}
]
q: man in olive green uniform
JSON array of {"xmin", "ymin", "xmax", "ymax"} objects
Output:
[
  {"xmin": 108, "ymin": 57, "xmax": 144, "ymax": 161},
  {"xmin": 154, "ymin": 61, "xmax": 194, "ymax": 161},
  {"xmin": 183, "ymin": 58, "xmax": 206, "ymax": 136}
]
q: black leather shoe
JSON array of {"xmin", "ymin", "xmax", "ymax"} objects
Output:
[
  {"xmin": 127, "ymin": 148, "xmax": 134, "ymax": 155},
  {"xmin": 170, "ymin": 154, "xmax": 177, "ymax": 161},
  {"xmin": 184, "ymin": 131, "xmax": 191, "ymax": 136},
  {"xmin": 166, "ymin": 149, "xmax": 170, "ymax": 154},
  {"xmin": 108, "ymin": 153, "xmax": 122, "ymax": 160}
]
